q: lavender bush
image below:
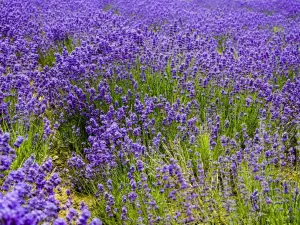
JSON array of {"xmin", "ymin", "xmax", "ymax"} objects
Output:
[{"xmin": 0, "ymin": 0, "xmax": 299, "ymax": 224}]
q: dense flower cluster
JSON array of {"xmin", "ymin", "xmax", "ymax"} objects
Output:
[
  {"xmin": 0, "ymin": 131, "xmax": 102, "ymax": 224},
  {"xmin": 0, "ymin": 0, "xmax": 299, "ymax": 224}
]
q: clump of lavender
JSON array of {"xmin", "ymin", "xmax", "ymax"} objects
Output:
[{"xmin": 0, "ymin": 130, "xmax": 100, "ymax": 224}]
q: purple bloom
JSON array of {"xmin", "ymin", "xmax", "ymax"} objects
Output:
[
  {"xmin": 54, "ymin": 218, "xmax": 67, "ymax": 225},
  {"xmin": 13, "ymin": 136, "xmax": 24, "ymax": 148}
]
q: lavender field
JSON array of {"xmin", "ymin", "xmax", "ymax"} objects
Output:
[{"xmin": 0, "ymin": 0, "xmax": 299, "ymax": 224}]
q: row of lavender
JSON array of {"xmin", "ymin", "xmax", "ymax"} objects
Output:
[{"xmin": 1, "ymin": 0, "xmax": 299, "ymax": 224}]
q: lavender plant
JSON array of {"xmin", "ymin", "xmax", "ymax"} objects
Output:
[{"xmin": 0, "ymin": 0, "xmax": 299, "ymax": 224}]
